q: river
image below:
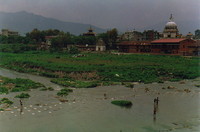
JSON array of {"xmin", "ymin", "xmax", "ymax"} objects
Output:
[{"xmin": 0, "ymin": 67, "xmax": 200, "ymax": 132}]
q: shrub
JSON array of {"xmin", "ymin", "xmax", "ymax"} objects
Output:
[
  {"xmin": 195, "ymin": 84, "xmax": 200, "ymax": 88},
  {"xmin": 0, "ymin": 98, "xmax": 13, "ymax": 105},
  {"xmin": 0, "ymin": 44, "xmax": 37, "ymax": 53},
  {"xmin": 51, "ymin": 78, "xmax": 98, "ymax": 88},
  {"xmin": 0, "ymin": 87, "xmax": 9, "ymax": 94},
  {"xmin": 39, "ymin": 72, "xmax": 59, "ymax": 78},
  {"xmin": 57, "ymin": 91, "xmax": 68, "ymax": 97},
  {"xmin": 124, "ymin": 83, "xmax": 134, "ymax": 88},
  {"xmin": 57, "ymin": 88, "xmax": 73, "ymax": 97},
  {"xmin": 4, "ymin": 78, "xmax": 44, "ymax": 92},
  {"xmin": 15, "ymin": 93, "xmax": 30, "ymax": 98},
  {"xmin": 40, "ymin": 87, "xmax": 54, "ymax": 91},
  {"xmin": 60, "ymin": 88, "xmax": 73, "ymax": 93},
  {"xmin": 69, "ymin": 46, "xmax": 80, "ymax": 54},
  {"xmin": 111, "ymin": 100, "xmax": 132, "ymax": 107}
]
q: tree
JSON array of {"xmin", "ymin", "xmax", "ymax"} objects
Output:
[
  {"xmin": 50, "ymin": 33, "xmax": 72, "ymax": 52},
  {"xmin": 0, "ymin": 35, "xmax": 29, "ymax": 44},
  {"xmin": 71, "ymin": 35, "xmax": 97, "ymax": 45},
  {"xmin": 98, "ymin": 33, "xmax": 109, "ymax": 47},
  {"xmin": 26, "ymin": 28, "xmax": 45, "ymax": 43},
  {"xmin": 107, "ymin": 28, "xmax": 118, "ymax": 49},
  {"xmin": 98, "ymin": 28, "xmax": 118, "ymax": 49}
]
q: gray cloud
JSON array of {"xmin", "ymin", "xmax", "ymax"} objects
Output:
[{"xmin": 0, "ymin": 0, "xmax": 199, "ymax": 31}]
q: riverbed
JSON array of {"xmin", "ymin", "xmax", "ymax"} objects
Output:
[{"xmin": 0, "ymin": 68, "xmax": 200, "ymax": 132}]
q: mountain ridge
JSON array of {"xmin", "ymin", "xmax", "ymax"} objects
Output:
[{"xmin": 0, "ymin": 11, "xmax": 106, "ymax": 35}]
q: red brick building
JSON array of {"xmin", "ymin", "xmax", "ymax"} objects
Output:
[
  {"xmin": 118, "ymin": 38, "xmax": 199, "ymax": 56},
  {"xmin": 151, "ymin": 38, "xmax": 196, "ymax": 56},
  {"xmin": 118, "ymin": 41, "xmax": 151, "ymax": 53}
]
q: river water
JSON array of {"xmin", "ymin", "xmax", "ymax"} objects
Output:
[{"xmin": 0, "ymin": 68, "xmax": 200, "ymax": 132}]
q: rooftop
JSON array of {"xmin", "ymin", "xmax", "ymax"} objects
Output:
[
  {"xmin": 118, "ymin": 41, "xmax": 151, "ymax": 45},
  {"xmin": 151, "ymin": 38, "xmax": 186, "ymax": 43}
]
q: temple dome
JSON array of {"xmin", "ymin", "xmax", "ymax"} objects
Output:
[
  {"xmin": 163, "ymin": 14, "xmax": 179, "ymax": 38},
  {"xmin": 165, "ymin": 21, "xmax": 177, "ymax": 28}
]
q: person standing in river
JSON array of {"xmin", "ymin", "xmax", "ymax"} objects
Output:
[{"xmin": 20, "ymin": 99, "xmax": 23, "ymax": 114}]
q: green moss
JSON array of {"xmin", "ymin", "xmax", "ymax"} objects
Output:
[
  {"xmin": 111, "ymin": 100, "xmax": 132, "ymax": 107},
  {"xmin": 15, "ymin": 93, "xmax": 30, "ymax": 98}
]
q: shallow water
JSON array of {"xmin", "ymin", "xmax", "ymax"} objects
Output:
[{"xmin": 0, "ymin": 68, "xmax": 200, "ymax": 132}]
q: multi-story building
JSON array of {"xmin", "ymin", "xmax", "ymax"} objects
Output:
[
  {"xmin": 120, "ymin": 30, "xmax": 143, "ymax": 41},
  {"xmin": 118, "ymin": 41, "xmax": 151, "ymax": 53},
  {"xmin": 151, "ymin": 38, "xmax": 196, "ymax": 56},
  {"xmin": 1, "ymin": 29, "xmax": 19, "ymax": 36},
  {"xmin": 142, "ymin": 30, "xmax": 160, "ymax": 41}
]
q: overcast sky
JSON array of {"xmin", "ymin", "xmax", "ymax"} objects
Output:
[{"xmin": 0, "ymin": 0, "xmax": 200, "ymax": 30}]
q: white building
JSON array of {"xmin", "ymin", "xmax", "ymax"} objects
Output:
[{"xmin": 163, "ymin": 14, "xmax": 179, "ymax": 38}]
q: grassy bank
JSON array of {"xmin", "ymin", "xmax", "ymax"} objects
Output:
[
  {"xmin": 0, "ymin": 76, "xmax": 45, "ymax": 94},
  {"xmin": 0, "ymin": 51, "xmax": 199, "ymax": 84}
]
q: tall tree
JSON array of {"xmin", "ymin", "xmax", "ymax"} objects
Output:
[
  {"xmin": 107, "ymin": 28, "xmax": 118, "ymax": 49},
  {"xmin": 50, "ymin": 32, "xmax": 72, "ymax": 51},
  {"xmin": 26, "ymin": 29, "xmax": 45, "ymax": 43}
]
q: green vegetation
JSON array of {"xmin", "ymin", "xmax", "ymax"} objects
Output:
[
  {"xmin": 0, "ymin": 76, "xmax": 45, "ymax": 94},
  {"xmin": 123, "ymin": 83, "xmax": 134, "ymax": 88},
  {"xmin": 51, "ymin": 78, "xmax": 98, "ymax": 88},
  {"xmin": 0, "ymin": 35, "xmax": 31, "ymax": 44},
  {"xmin": 0, "ymin": 44, "xmax": 37, "ymax": 53},
  {"xmin": 0, "ymin": 98, "xmax": 13, "ymax": 105},
  {"xmin": 15, "ymin": 93, "xmax": 30, "ymax": 98},
  {"xmin": 0, "ymin": 51, "xmax": 199, "ymax": 84},
  {"xmin": 0, "ymin": 98, "xmax": 13, "ymax": 110},
  {"xmin": 195, "ymin": 84, "xmax": 200, "ymax": 88},
  {"xmin": 57, "ymin": 88, "xmax": 73, "ymax": 97},
  {"xmin": 111, "ymin": 100, "xmax": 133, "ymax": 107},
  {"xmin": 40, "ymin": 87, "xmax": 54, "ymax": 91},
  {"xmin": 39, "ymin": 72, "xmax": 59, "ymax": 78},
  {"xmin": 69, "ymin": 46, "xmax": 80, "ymax": 54},
  {"xmin": 0, "ymin": 87, "xmax": 9, "ymax": 94}
]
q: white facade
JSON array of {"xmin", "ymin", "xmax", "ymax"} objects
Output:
[
  {"xmin": 163, "ymin": 14, "xmax": 179, "ymax": 38},
  {"xmin": 96, "ymin": 39, "xmax": 106, "ymax": 51}
]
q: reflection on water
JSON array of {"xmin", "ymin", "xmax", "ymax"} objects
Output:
[{"xmin": 0, "ymin": 68, "xmax": 200, "ymax": 132}]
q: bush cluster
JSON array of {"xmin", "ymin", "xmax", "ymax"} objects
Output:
[
  {"xmin": 0, "ymin": 76, "xmax": 45, "ymax": 94},
  {"xmin": 0, "ymin": 98, "xmax": 13, "ymax": 105},
  {"xmin": 15, "ymin": 93, "xmax": 30, "ymax": 98},
  {"xmin": 57, "ymin": 88, "xmax": 73, "ymax": 97},
  {"xmin": 111, "ymin": 100, "xmax": 133, "ymax": 107}
]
